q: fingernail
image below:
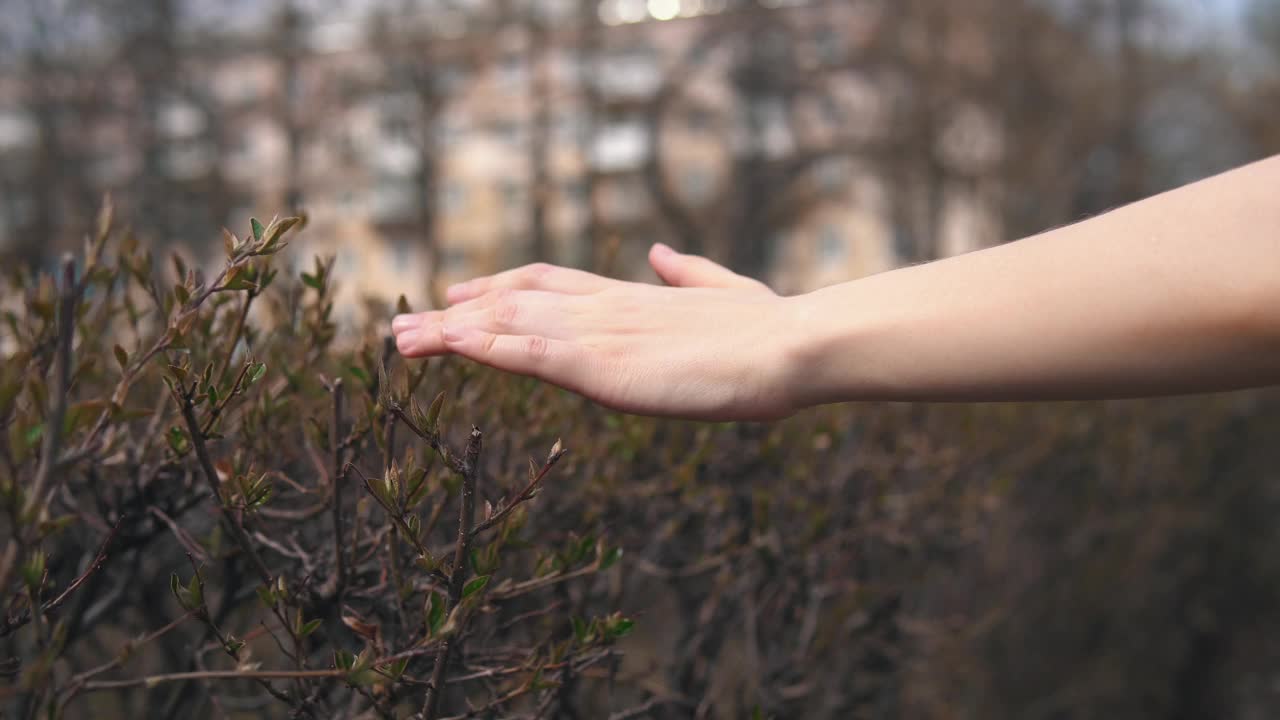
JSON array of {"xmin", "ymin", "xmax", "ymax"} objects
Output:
[
  {"xmin": 395, "ymin": 330, "xmax": 421, "ymax": 354},
  {"xmin": 652, "ymin": 242, "xmax": 674, "ymax": 257},
  {"xmin": 442, "ymin": 325, "xmax": 476, "ymax": 344},
  {"xmin": 391, "ymin": 314, "xmax": 417, "ymax": 333}
]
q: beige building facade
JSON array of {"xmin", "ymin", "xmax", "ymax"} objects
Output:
[{"xmin": 0, "ymin": 0, "xmax": 1003, "ymax": 316}]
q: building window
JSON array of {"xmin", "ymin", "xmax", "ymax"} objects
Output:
[
  {"xmin": 820, "ymin": 96, "xmax": 844, "ymax": 126},
  {"xmin": 372, "ymin": 179, "xmax": 416, "ymax": 222},
  {"xmin": 893, "ymin": 224, "xmax": 915, "ymax": 262},
  {"xmin": 229, "ymin": 131, "xmax": 251, "ymax": 159},
  {"xmin": 686, "ymin": 108, "xmax": 713, "ymax": 133},
  {"xmin": 814, "ymin": 27, "xmax": 842, "ymax": 64},
  {"xmin": 336, "ymin": 248, "xmax": 362, "ymax": 275},
  {"xmin": 814, "ymin": 158, "xmax": 848, "ymax": 194},
  {"xmin": 491, "ymin": 119, "xmax": 523, "ymax": 146},
  {"xmin": 591, "ymin": 117, "xmax": 648, "ymax": 171},
  {"xmin": 565, "ymin": 179, "xmax": 588, "ymax": 204},
  {"xmin": 818, "ymin": 225, "xmax": 845, "ymax": 264},
  {"xmin": 553, "ymin": 109, "xmax": 584, "ymax": 142},
  {"xmin": 679, "ymin": 166, "xmax": 714, "ymax": 205},
  {"xmin": 498, "ymin": 180, "xmax": 525, "ymax": 211},
  {"xmin": 438, "ymin": 63, "xmax": 469, "ymax": 93},
  {"xmin": 440, "ymin": 182, "xmax": 466, "ymax": 214},
  {"xmin": 536, "ymin": 0, "xmax": 577, "ymax": 22},
  {"xmin": 436, "ymin": 116, "xmax": 467, "ymax": 145},
  {"xmin": 439, "ymin": 248, "xmax": 469, "ymax": 275},
  {"xmin": 596, "ymin": 45, "xmax": 660, "ymax": 97},
  {"xmin": 600, "ymin": 175, "xmax": 647, "ymax": 219},
  {"xmin": 497, "ymin": 54, "xmax": 526, "ymax": 88},
  {"xmin": 383, "ymin": 114, "xmax": 411, "ymax": 142},
  {"xmin": 392, "ymin": 239, "xmax": 414, "ymax": 269}
]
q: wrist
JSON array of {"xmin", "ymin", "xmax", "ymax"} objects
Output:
[
  {"xmin": 779, "ymin": 281, "xmax": 899, "ymax": 410},
  {"xmin": 778, "ymin": 287, "xmax": 855, "ymax": 411}
]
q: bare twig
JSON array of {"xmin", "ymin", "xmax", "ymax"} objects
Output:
[
  {"xmin": 214, "ymin": 290, "xmax": 254, "ymax": 383},
  {"xmin": 422, "ymin": 427, "xmax": 483, "ymax": 720},
  {"xmin": 59, "ymin": 607, "xmax": 200, "ymax": 706},
  {"xmin": 0, "ymin": 518, "xmax": 122, "ymax": 638},
  {"xmin": 470, "ymin": 447, "xmax": 566, "ymax": 540},
  {"xmin": 176, "ymin": 394, "xmax": 274, "ymax": 586},
  {"xmin": 328, "ymin": 379, "xmax": 347, "ymax": 599}
]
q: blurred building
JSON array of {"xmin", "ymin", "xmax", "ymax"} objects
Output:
[{"xmin": 0, "ymin": 0, "xmax": 1005, "ymax": 312}]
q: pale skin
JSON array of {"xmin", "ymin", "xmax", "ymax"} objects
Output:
[{"xmin": 392, "ymin": 153, "xmax": 1280, "ymax": 421}]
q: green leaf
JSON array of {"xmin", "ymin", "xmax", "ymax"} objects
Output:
[
  {"xmin": 300, "ymin": 618, "xmax": 323, "ymax": 637},
  {"xmin": 350, "ymin": 646, "xmax": 373, "ymax": 673},
  {"xmin": 21, "ymin": 550, "xmax": 45, "ymax": 589},
  {"xmin": 248, "ymin": 362, "xmax": 267, "ymax": 384},
  {"xmin": 186, "ymin": 574, "xmax": 203, "ymax": 606},
  {"xmin": 415, "ymin": 552, "xmax": 439, "ymax": 573},
  {"xmin": 462, "ymin": 574, "xmax": 490, "ymax": 599},
  {"xmin": 347, "ymin": 365, "xmax": 370, "ymax": 386},
  {"xmin": 167, "ymin": 426, "xmax": 188, "ymax": 455},
  {"xmin": 425, "ymin": 590, "xmax": 446, "ymax": 635},
  {"xmin": 333, "ymin": 649, "xmax": 355, "ymax": 670},
  {"xmin": 608, "ymin": 616, "xmax": 635, "ymax": 640},
  {"xmin": 261, "ymin": 216, "xmax": 301, "ymax": 249},
  {"xmin": 426, "ymin": 391, "xmax": 445, "ymax": 431},
  {"xmin": 250, "ymin": 217, "xmax": 265, "ymax": 242},
  {"xmin": 406, "ymin": 468, "xmax": 429, "ymax": 507},
  {"xmin": 347, "ymin": 668, "xmax": 381, "ymax": 687},
  {"xmin": 301, "ymin": 272, "xmax": 321, "ymax": 290},
  {"xmin": 600, "ymin": 547, "xmax": 623, "ymax": 570},
  {"xmin": 383, "ymin": 657, "xmax": 409, "ymax": 680}
]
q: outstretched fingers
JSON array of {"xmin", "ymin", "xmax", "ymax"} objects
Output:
[
  {"xmin": 445, "ymin": 262, "xmax": 613, "ymax": 304},
  {"xmin": 440, "ymin": 326, "xmax": 587, "ymax": 388},
  {"xmin": 393, "ymin": 290, "xmax": 576, "ymax": 357}
]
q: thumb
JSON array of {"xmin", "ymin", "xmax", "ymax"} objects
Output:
[{"xmin": 648, "ymin": 243, "xmax": 769, "ymax": 291}]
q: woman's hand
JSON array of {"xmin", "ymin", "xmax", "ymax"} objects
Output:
[{"xmin": 391, "ymin": 243, "xmax": 808, "ymax": 420}]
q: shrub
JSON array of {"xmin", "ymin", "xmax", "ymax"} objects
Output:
[
  {"xmin": 6, "ymin": 201, "xmax": 1280, "ymax": 719},
  {"xmin": 0, "ymin": 205, "xmax": 630, "ymax": 719}
]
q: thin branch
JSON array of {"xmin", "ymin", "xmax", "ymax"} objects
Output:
[
  {"xmin": 214, "ymin": 290, "xmax": 254, "ymax": 383},
  {"xmin": 349, "ymin": 463, "xmax": 450, "ymax": 586},
  {"xmin": 59, "ymin": 608, "xmax": 200, "ymax": 704},
  {"xmin": 0, "ymin": 256, "xmax": 78, "ymax": 598},
  {"xmin": 328, "ymin": 379, "xmax": 347, "ymax": 599},
  {"xmin": 389, "ymin": 405, "xmax": 464, "ymax": 474},
  {"xmin": 470, "ymin": 448, "xmax": 566, "ymax": 540},
  {"xmin": 148, "ymin": 506, "xmax": 211, "ymax": 565},
  {"xmin": 422, "ymin": 427, "xmax": 482, "ymax": 720},
  {"xmin": 0, "ymin": 518, "xmax": 121, "ymax": 638},
  {"xmin": 80, "ymin": 668, "xmax": 346, "ymax": 691},
  {"xmin": 177, "ymin": 393, "xmax": 274, "ymax": 586}
]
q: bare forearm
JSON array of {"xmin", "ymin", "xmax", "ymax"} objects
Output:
[{"xmin": 789, "ymin": 154, "xmax": 1280, "ymax": 404}]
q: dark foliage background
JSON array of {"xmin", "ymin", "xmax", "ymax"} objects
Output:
[
  {"xmin": 3, "ymin": 0, "xmax": 1280, "ymax": 718},
  {"xmin": 3, "ymin": 212, "xmax": 1280, "ymax": 719}
]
